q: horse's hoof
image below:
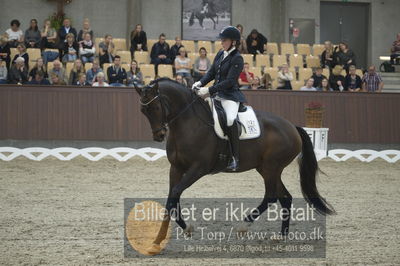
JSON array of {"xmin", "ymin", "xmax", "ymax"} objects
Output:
[
  {"xmin": 146, "ymin": 243, "xmax": 161, "ymax": 255},
  {"xmin": 183, "ymin": 224, "xmax": 194, "ymax": 237}
]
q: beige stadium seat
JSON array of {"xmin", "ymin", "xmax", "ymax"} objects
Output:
[
  {"xmin": 188, "ymin": 53, "xmax": 197, "ymax": 65},
  {"xmin": 65, "ymin": 62, "xmax": 74, "ymax": 79},
  {"xmin": 292, "ymin": 80, "xmax": 305, "ymax": 91},
  {"xmin": 117, "ymin": 51, "xmax": 131, "ymax": 64},
  {"xmin": 312, "ymin": 44, "xmax": 325, "ymax": 56},
  {"xmin": 341, "ymin": 69, "xmax": 347, "ymax": 77},
  {"xmin": 85, "ymin": 63, "xmax": 93, "ymax": 70},
  {"xmin": 356, "ymin": 69, "xmax": 364, "ymax": 78},
  {"xmin": 166, "ymin": 39, "xmax": 175, "ymax": 48},
  {"xmin": 255, "ymin": 54, "xmax": 270, "ymax": 68},
  {"xmin": 181, "ymin": 40, "xmax": 195, "ymax": 53},
  {"xmin": 289, "ymin": 54, "xmax": 304, "ymax": 68},
  {"xmin": 266, "ymin": 43, "xmax": 279, "ymax": 55},
  {"xmin": 250, "ymin": 67, "xmax": 262, "ymax": 78},
  {"xmin": 264, "ymin": 67, "xmax": 279, "ymax": 82},
  {"xmin": 47, "ymin": 62, "xmax": 54, "ymax": 71},
  {"xmin": 306, "ymin": 55, "xmax": 320, "ymax": 68},
  {"xmin": 27, "ymin": 48, "xmax": 41, "ymax": 62},
  {"xmin": 289, "ymin": 67, "xmax": 296, "ymax": 77},
  {"xmin": 272, "ymin": 55, "xmax": 287, "ymax": 68},
  {"xmin": 208, "ymin": 53, "xmax": 216, "ymax": 62},
  {"xmin": 197, "ymin": 40, "xmax": 212, "ymax": 53},
  {"xmin": 143, "ymin": 77, "xmax": 153, "ymax": 85},
  {"xmin": 281, "ymin": 43, "xmax": 295, "ymax": 55},
  {"xmin": 242, "ymin": 54, "xmax": 254, "ymax": 66},
  {"xmin": 10, "ymin": 48, "xmax": 18, "ymax": 60},
  {"xmin": 214, "ymin": 41, "xmax": 223, "ymax": 53},
  {"xmin": 147, "ymin": 39, "xmax": 158, "ymax": 51},
  {"xmin": 94, "ymin": 37, "xmax": 103, "ymax": 55},
  {"xmin": 298, "ymin": 68, "xmax": 313, "ymax": 82},
  {"xmin": 134, "ymin": 51, "xmax": 150, "ymax": 65},
  {"xmin": 157, "ymin": 64, "xmax": 173, "ymax": 78},
  {"xmin": 297, "ymin": 44, "xmax": 311, "ymax": 56},
  {"xmin": 103, "ymin": 63, "xmax": 113, "ymax": 80},
  {"xmin": 140, "ymin": 64, "xmax": 156, "ymax": 79},
  {"xmin": 113, "ymin": 38, "xmax": 127, "ymax": 51},
  {"xmin": 322, "ymin": 68, "xmax": 330, "ymax": 79},
  {"xmin": 122, "ymin": 63, "xmax": 131, "ymax": 73},
  {"xmin": 271, "ymin": 80, "xmax": 280, "ymax": 90}
]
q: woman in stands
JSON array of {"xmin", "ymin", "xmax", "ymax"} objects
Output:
[
  {"xmin": 5, "ymin": 19, "xmax": 24, "ymax": 48},
  {"xmin": 99, "ymin": 34, "xmax": 115, "ymax": 68},
  {"xmin": 79, "ymin": 32, "xmax": 95, "ymax": 64},
  {"xmin": 277, "ymin": 64, "xmax": 293, "ymax": 90},
  {"xmin": 329, "ymin": 65, "xmax": 346, "ymax": 91},
  {"xmin": 130, "ymin": 24, "xmax": 148, "ymax": 59},
  {"xmin": 193, "ymin": 47, "xmax": 211, "ymax": 81},
  {"xmin": 174, "ymin": 46, "xmax": 193, "ymax": 86},
  {"xmin": 192, "ymin": 26, "xmax": 245, "ymax": 171},
  {"xmin": 25, "ymin": 19, "xmax": 41, "ymax": 48},
  {"xmin": 77, "ymin": 18, "xmax": 93, "ymax": 42},
  {"xmin": 12, "ymin": 43, "xmax": 29, "ymax": 69},
  {"xmin": 236, "ymin": 24, "xmax": 248, "ymax": 54},
  {"xmin": 0, "ymin": 35, "xmax": 11, "ymax": 70},
  {"xmin": 336, "ymin": 42, "xmax": 356, "ymax": 74},
  {"xmin": 62, "ymin": 33, "xmax": 79, "ymax": 63},
  {"xmin": 321, "ymin": 41, "xmax": 336, "ymax": 70},
  {"xmin": 29, "ymin": 57, "xmax": 48, "ymax": 81},
  {"xmin": 69, "ymin": 59, "xmax": 85, "ymax": 85},
  {"xmin": 126, "ymin": 60, "xmax": 143, "ymax": 87}
]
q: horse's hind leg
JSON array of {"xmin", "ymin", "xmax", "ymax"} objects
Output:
[{"xmin": 277, "ymin": 180, "xmax": 293, "ymax": 235}]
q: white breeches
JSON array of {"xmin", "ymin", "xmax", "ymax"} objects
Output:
[{"xmin": 218, "ymin": 98, "xmax": 239, "ymax": 127}]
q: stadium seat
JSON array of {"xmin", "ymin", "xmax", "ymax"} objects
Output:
[
  {"xmin": 322, "ymin": 68, "xmax": 330, "ymax": 79},
  {"xmin": 147, "ymin": 39, "xmax": 158, "ymax": 51},
  {"xmin": 117, "ymin": 51, "xmax": 131, "ymax": 64},
  {"xmin": 356, "ymin": 69, "xmax": 364, "ymax": 78},
  {"xmin": 121, "ymin": 63, "xmax": 131, "ymax": 73},
  {"xmin": 264, "ymin": 67, "xmax": 279, "ymax": 82},
  {"xmin": 306, "ymin": 55, "xmax": 320, "ymax": 68},
  {"xmin": 157, "ymin": 64, "xmax": 173, "ymax": 78},
  {"xmin": 297, "ymin": 44, "xmax": 311, "ymax": 56},
  {"xmin": 341, "ymin": 69, "xmax": 347, "ymax": 77},
  {"xmin": 27, "ymin": 48, "xmax": 41, "ymax": 62},
  {"xmin": 312, "ymin": 44, "xmax": 325, "ymax": 56},
  {"xmin": 265, "ymin": 43, "xmax": 279, "ymax": 55},
  {"xmin": 113, "ymin": 38, "xmax": 127, "ymax": 51},
  {"xmin": 214, "ymin": 41, "xmax": 223, "ymax": 53},
  {"xmin": 103, "ymin": 63, "xmax": 113, "ymax": 80},
  {"xmin": 281, "ymin": 43, "xmax": 295, "ymax": 55},
  {"xmin": 10, "ymin": 48, "xmax": 18, "ymax": 60},
  {"xmin": 272, "ymin": 55, "xmax": 287, "ymax": 68},
  {"xmin": 143, "ymin": 77, "xmax": 154, "ymax": 85},
  {"xmin": 140, "ymin": 64, "xmax": 156, "ymax": 79},
  {"xmin": 289, "ymin": 54, "xmax": 304, "ymax": 68},
  {"xmin": 197, "ymin": 41, "xmax": 212, "ymax": 53},
  {"xmin": 85, "ymin": 63, "xmax": 93, "ymax": 70},
  {"xmin": 166, "ymin": 39, "xmax": 175, "ymax": 48},
  {"xmin": 271, "ymin": 80, "xmax": 279, "ymax": 90},
  {"xmin": 181, "ymin": 40, "xmax": 195, "ymax": 53},
  {"xmin": 250, "ymin": 67, "xmax": 262, "ymax": 78},
  {"xmin": 47, "ymin": 62, "xmax": 54, "ymax": 71},
  {"xmin": 255, "ymin": 54, "xmax": 270, "ymax": 68},
  {"xmin": 298, "ymin": 68, "xmax": 313, "ymax": 82},
  {"xmin": 134, "ymin": 51, "xmax": 150, "ymax": 65},
  {"xmin": 188, "ymin": 53, "xmax": 197, "ymax": 65},
  {"xmin": 208, "ymin": 53, "xmax": 216, "ymax": 62},
  {"xmin": 242, "ymin": 54, "xmax": 254, "ymax": 66},
  {"xmin": 292, "ymin": 80, "xmax": 305, "ymax": 91},
  {"xmin": 65, "ymin": 62, "xmax": 74, "ymax": 79}
]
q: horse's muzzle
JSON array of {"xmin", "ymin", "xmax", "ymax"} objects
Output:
[{"xmin": 153, "ymin": 128, "xmax": 167, "ymax": 142}]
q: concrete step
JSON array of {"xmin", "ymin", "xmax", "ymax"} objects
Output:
[{"xmin": 383, "ymin": 84, "xmax": 400, "ymax": 93}]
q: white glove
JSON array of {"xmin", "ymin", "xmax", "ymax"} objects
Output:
[
  {"xmin": 192, "ymin": 81, "xmax": 202, "ymax": 90},
  {"xmin": 196, "ymin": 87, "xmax": 209, "ymax": 97}
]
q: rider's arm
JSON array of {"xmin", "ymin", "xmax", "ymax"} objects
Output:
[{"xmin": 209, "ymin": 55, "xmax": 244, "ymax": 94}]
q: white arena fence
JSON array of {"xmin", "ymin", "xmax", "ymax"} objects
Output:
[{"xmin": 0, "ymin": 147, "xmax": 399, "ymax": 163}]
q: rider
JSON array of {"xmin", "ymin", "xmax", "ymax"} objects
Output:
[{"xmin": 192, "ymin": 26, "xmax": 246, "ymax": 171}]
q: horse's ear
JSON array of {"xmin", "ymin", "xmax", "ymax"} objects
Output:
[
  {"xmin": 134, "ymin": 84, "xmax": 144, "ymax": 95},
  {"xmin": 149, "ymin": 81, "xmax": 158, "ymax": 92}
]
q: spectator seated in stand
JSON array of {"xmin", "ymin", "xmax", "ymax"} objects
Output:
[
  {"xmin": 329, "ymin": 65, "xmax": 346, "ymax": 91},
  {"xmin": 236, "ymin": 24, "xmax": 248, "ymax": 54},
  {"xmin": 75, "ymin": 73, "xmax": 90, "ymax": 86},
  {"xmin": 57, "ymin": 18, "xmax": 77, "ymax": 49},
  {"xmin": 175, "ymin": 74, "xmax": 188, "ymax": 88},
  {"xmin": 277, "ymin": 64, "xmax": 294, "ymax": 90},
  {"xmin": 250, "ymin": 76, "xmax": 265, "ymax": 90},
  {"xmin": 28, "ymin": 70, "xmax": 50, "ymax": 85},
  {"xmin": 5, "ymin": 19, "xmax": 24, "ymax": 48},
  {"xmin": 29, "ymin": 57, "xmax": 48, "ymax": 81},
  {"xmin": 193, "ymin": 47, "xmax": 211, "ymax": 82},
  {"xmin": 238, "ymin": 62, "xmax": 254, "ymax": 90},
  {"xmin": 50, "ymin": 72, "xmax": 66, "ymax": 85},
  {"xmin": 79, "ymin": 32, "xmax": 95, "ymax": 64},
  {"xmin": 170, "ymin": 36, "xmax": 184, "ymax": 63},
  {"xmin": 92, "ymin": 72, "xmax": 109, "ymax": 87},
  {"xmin": 317, "ymin": 78, "xmax": 333, "ymax": 91},
  {"xmin": 174, "ymin": 46, "xmax": 193, "ymax": 86},
  {"xmin": 77, "ymin": 18, "xmax": 93, "ymax": 42},
  {"xmin": 25, "ymin": 19, "xmax": 41, "ymax": 48},
  {"xmin": 48, "ymin": 60, "xmax": 67, "ymax": 84},
  {"xmin": 0, "ymin": 60, "xmax": 8, "ymax": 84},
  {"xmin": 261, "ymin": 72, "xmax": 272, "ymax": 90},
  {"xmin": 300, "ymin": 78, "xmax": 317, "ymax": 91},
  {"xmin": 40, "ymin": 19, "xmax": 59, "ymax": 64},
  {"xmin": 150, "ymin": 33, "xmax": 172, "ymax": 74},
  {"xmin": 69, "ymin": 59, "xmax": 85, "ymax": 85},
  {"xmin": 99, "ymin": 34, "xmax": 115, "ymax": 68},
  {"xmin": 321, "ymin": 41, "xmax": 336, "ymax": 70},
  {"xmin": 0, "ymin": 35, "xmax": 11, "ymax": 69},
  {"xmin": 8, "ymin": 57, "xmax": 28, "ymax": 84},
  {"xmin": 390, "ymin": 33, "xmax": 400, "ymax": 65},
  {"xmin": 362, "ymin": 65, "xmax": 384, "ymax": 93},
  {"xmin": 345, "ymin": 65, "xmax": 362, "ymax": 92},
  {"xmin": 126, "ymin": 60, "xmax": 143, "ymax": 87},
  {"xmin": 86, "ymin": 59, "xmax": 103, "ymax": 85},
  {"xmin": 12, "ymin": 43, "xmax": 29, "ymax": 69},
  {"xmin": 107, "ymin": 55, "xmax": 127, "ymax": 86},
  {"xmin": 311, "ymin": 67, "xmax": 327, "ymax": 88},
  {"xmin": 130, "ymin": 24, "xmax": 148, "ymax": 59},
  {"xmin": 62, "ymin": 33, "xmax": 79, "ymax": 63},
  {"xmin": 246, "ymin": 29, "xmax": 267, "ymax": 55},
  {"xmin": 336, "ymin": 42, "xmax": 356, "ymax": 74}
]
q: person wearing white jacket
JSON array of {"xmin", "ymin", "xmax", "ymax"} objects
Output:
[{"xmin": 79, "ymin": 32, "xmax": 95, "ymax": 64}]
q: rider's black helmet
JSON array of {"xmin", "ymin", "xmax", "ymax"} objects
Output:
[{"xmin": 219, "ymin": 26, "xmax": 241, "ymax": 41}]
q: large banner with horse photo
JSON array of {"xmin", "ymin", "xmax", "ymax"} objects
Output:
[{"xmin": 182, "ymin": 0, "xmax": 232, "ymax": 41}]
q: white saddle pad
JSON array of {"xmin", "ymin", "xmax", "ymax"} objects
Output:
[{"xmin": 207, "ymin": 98, "xmax": 261, "ymax": 140}]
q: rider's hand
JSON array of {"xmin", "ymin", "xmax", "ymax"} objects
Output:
[
  {"xmin": 192, "ymin": 81, "xmax": 202, "ymax": 91},
  {"xmin": 196, "ymin": 87, "xmax": 209, "ymax": 98}
]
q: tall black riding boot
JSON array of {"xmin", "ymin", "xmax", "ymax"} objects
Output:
[{"xmin": 226, "ymin": 121, "xmax": 240, "ymax": 171}]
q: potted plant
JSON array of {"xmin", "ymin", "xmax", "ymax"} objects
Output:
[{"xmin": 305, "ymin": 101, "xmax": 324, "ymax": 128}]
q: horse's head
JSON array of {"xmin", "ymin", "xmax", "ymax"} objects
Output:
[{"xmin": 135, "ymin": 82, "xmax": 167, "ymax": 142}]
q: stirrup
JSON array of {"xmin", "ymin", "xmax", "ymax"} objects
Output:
[{"xmin": 226, "ymin": 157, "xmax": 239, "ymax": 171}]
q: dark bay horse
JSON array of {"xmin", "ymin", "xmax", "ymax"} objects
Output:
[
  {"xmin": 189, "ymin": 8, "xmax": 218, "ymax": 30},
  {"xmin": 135, "ymin": 78, "xmax": 335, "ymax": 254}
]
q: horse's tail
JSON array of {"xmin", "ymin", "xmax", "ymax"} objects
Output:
[
  {"xmin": 189, "ymin": 12, "xmax": 195, "ymax": 26},
  {"xmin": 296, "ymin": 126, "xmax": 336, "ymax": 215}
]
